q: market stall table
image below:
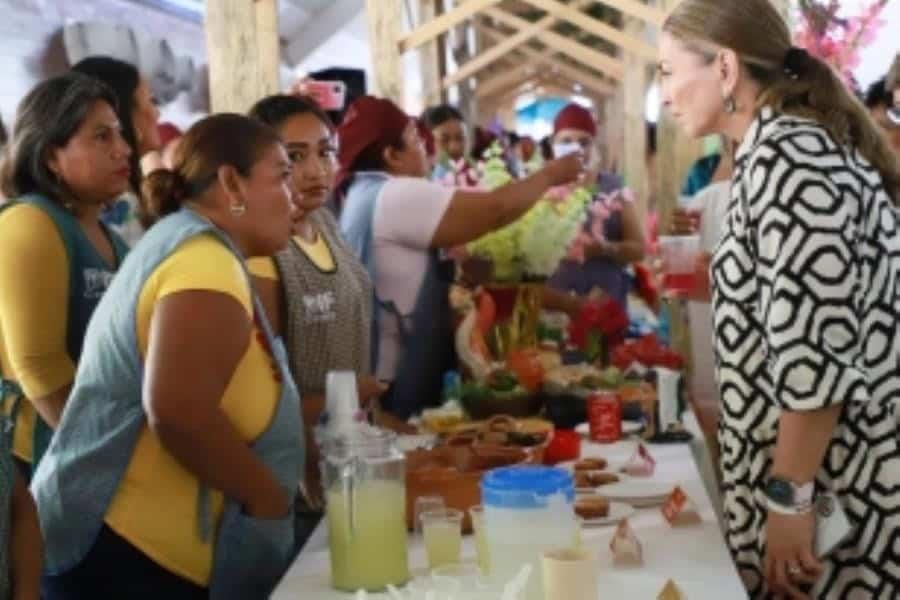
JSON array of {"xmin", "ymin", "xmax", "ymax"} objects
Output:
[{"xmin": 273, "ymin": 412, "xmax": 747, "ymax": 599}]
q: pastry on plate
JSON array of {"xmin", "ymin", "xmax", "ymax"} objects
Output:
[
  {"xmin": 575, "ymin": 471, "xmax": 620, "ymax": 488},
  {"xmin": 575, "ymin": 495, "xmax": 610, "ymax": 519},
  {"xmin": 574, "ymin": 458, "xmax": 608, "ymax": 471}
]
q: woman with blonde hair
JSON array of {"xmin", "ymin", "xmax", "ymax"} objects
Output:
[{"xmin": 659, "ymin": 0, "xmax": 900, "ymax": 597}]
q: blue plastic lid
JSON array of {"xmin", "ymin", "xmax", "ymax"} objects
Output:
[{"xmin": 481, "ymin": 466, "xmax": 575, "ymax": 509}]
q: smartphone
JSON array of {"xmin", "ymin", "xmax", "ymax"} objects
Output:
[
  {"xmin": 302, "ymin": 80, "xmax": 346, "ymax": 111},
  {"xmin": 814, "ymin": 492, "xmax": 852, "ymax": 558}
]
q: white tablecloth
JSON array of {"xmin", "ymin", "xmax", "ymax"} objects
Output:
[{"xmin": 272, "ymin": 412, "xmax": 747, "ymax": 599}]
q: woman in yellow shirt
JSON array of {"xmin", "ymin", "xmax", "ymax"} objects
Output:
[
  {"xmin": 32, "ymin": 114, "xmax": 302, "ymax": 599},
  {"xmin": 0, "ymin": 72, "xmax": 132, "ymax": 479}
]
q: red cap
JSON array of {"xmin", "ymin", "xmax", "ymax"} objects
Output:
[
  {"xmin": 553, "ymin": 103, "xmax": 597, "ymax": 137},
  {"xmin": 337, "ymin": 95, "xmax": 411, "ymax": 172},
  {"xmin": 157, "ymin": 122, "xmax": 182, "ymax": 148}
]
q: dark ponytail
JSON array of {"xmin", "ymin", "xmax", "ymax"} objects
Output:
[
  {"xmin": 138, "ymin": 113, "xmax": 281, "ymax": 227},
  {"xmin": 140, "ymin": 168, "xmax": 189, "ymax": 226}
]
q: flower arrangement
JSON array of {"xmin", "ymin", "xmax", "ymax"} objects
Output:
[
  {"xmin": 566, "ymin": 188, "xmax": 634, "ymax": 263},
  {"xmin": 436, "ymin": 157, "xmax": 481, "ymax": 189},
  {"xmin": 793, "ymin": 0, "xmax": 888, "ymax": 90},
  {"xmin": 464, "ymin": 143, "xmax": 594, "ymax": 282}
]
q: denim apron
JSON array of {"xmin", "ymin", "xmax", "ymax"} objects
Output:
[
  {"xmin": 31, "ymin": 208, "xmax": 302, "ymax": 599},
  {"xmin": 340, "ymin": 173, "xmax": 456, "ymax": 420},
  {"xmin": 0, "ymin": 195, "xmax": 128, "ymax": 475},
  {"xmin": 0, "ymin": 391, "xmax": 14, "ymax": 600}
]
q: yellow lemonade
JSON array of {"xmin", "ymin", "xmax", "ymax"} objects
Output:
[
  {"xmin": 423, "ymin": 521, "xmax": 462, "ymax": 568},
  {"xmin": 326, "ymin": 479, "xmax": 410, "ymax": 591},
  {"xmin": 471, "ymin": 512, "xmax": 491, "ymax": 575}
]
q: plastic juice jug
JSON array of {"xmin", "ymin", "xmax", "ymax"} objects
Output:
[{"xmin": 481, "ymin": 466, "xmax": 576, "ymax": 600}]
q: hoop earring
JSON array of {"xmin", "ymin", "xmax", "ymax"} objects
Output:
[
  {"xmin": 230, "ymin": 202, "xmax": 247, "ymax": 217},
  {"xmin": 724, "ymin": 95, "xmax": 737, "ymax": 114}
]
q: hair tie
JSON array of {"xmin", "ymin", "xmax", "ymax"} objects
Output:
[
  {"xmin": 783, "ymin": 47, "xmax": 810, "ymax": 80},
  {"xmin": 170, "ymin": 170, "xmax": 190, "ymax": 202}
]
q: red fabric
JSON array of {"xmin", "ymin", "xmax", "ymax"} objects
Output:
[
  {"xmin": 157, "ymin": 122, "xmax": 182, "ymax": 148},
  {"xmin": 336, "ymin": 95, "xmax": 411, "ymax": 172},
  {"xmin": 611, "ymin": 334, "xmax": 684, "ymax": 371},
  {"xmin": 553, "ymin": 103, "xmax": 597, "ymax": 137}
]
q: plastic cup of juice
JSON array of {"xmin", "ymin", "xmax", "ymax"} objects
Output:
[
  {"xmin": 658, "ymin": 235, "xmax": 701, "ymax": 295},
  {"xmin": 421, "ymin": 508, "xmax": 464, "ymax": 569},
  {"xmin": 469, "ymin": 505, "xmax": 491, "ymax": 575}
]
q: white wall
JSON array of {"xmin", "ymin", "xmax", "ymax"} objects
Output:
[
  {"xmin": 851, "ymin": 0, "xmax": 900, "ymax": 90},
  {"xmin": 0, "ymin": 0, "xmax": 206, "ymax": 130}
]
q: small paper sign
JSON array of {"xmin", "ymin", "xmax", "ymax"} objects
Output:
[
  {"xmin": 609, "ymin": 518, "xmax": 643, "ymax": 566},
  {"xmin": 622, "ymin": 443, "xmax": 656, "ymax": 477},
  {"xmin": 658, "ymin": 579, "xmax": 685, "ymax": 600},
  {"xmin": 661, "ymin": 486, "xmax": 701, "ymax": 526}
]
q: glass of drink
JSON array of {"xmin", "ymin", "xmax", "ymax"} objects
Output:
[
  {"xmin": 572, "ymin": 515, "xmax": 584, "ymax": 549},
  {"xmin": 469, "ymin": 505, "xmax": 491, "ymax": 575},
  {"xmin": 405, "ymin": 576, "xmax": 459, "ymax": 600},
  {"xmin": 658, "ymin": 235, "xmax": 701, "ymax": 296},
  {"xmin": 414, "ymin": 495, "xmax": 445, "ymax": 535},
  {"xmin": 421, "ymin": 508, "xmax": 464, "ymax": 569},
  {"xmin": 432, "ymin": 562, "xmax": 481, "ymax": 593}
]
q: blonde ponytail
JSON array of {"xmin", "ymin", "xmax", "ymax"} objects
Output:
[{"xmin": 664, "ymin": 0, "xmax": 900, "ymax": 204}]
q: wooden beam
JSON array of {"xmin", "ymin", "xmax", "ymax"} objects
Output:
[
  {"xmin": 419, "ymin": 0, "xmax": 443, "ymax": 107},
  {"xmin": 476, "ymin": 63, "xmax": 536, "ymax": 99},
  {"xmin": 622, "ymin": 17, "xmax": 649, "ymax": 227},
  {"xmin": 205, "ymin": 0, "xmax": 280, "ymax": 114},
  {"xmin": 443, "ymin": 10, "xmax": 559, "ymax": 89},
  {"xmin": 398, "ymin": 0, "xmax": 500, "ymax": 54},
  {"xmin": 476, "ymin": 22, "xmax": 616, "ymax": 96},
  {"xmin": 521, "ymin": 0, "xmax": 657, "ymax": 62},
  {"xmin": 593, "ymin": 0, "xmax": 666, "ymax": 27},
  {"xmin": 284, "ymin": 0, "xmax": 362, "ymax": 64},
  {"xmin": 365, "ymin": 0, "xmax": 404, "ymax": 102},
  {"xmin": 484, "ymin": 7, "xmax": 624, "ymax": 80}
]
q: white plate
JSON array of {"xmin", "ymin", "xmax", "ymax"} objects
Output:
[
  {"xmin": 601, "ymin": 481, "xmax": 674, "ymax": 507},
  {"xmin": 575, "ymin": 421, "xmax": 644, "ymax": 437},
  {"xmin": 579, "ymin": 501, "xmax": 636, "ymax": 527}
]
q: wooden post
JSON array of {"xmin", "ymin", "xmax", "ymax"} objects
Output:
[
  {"xmin": 604, "ymin": 87, "xmax": 625, "ymax": 175},
  {"xmin": 655, "ymin": 0, "xmax": 703, "ymax": 377},
  {"xmin": 365, "ymin": 0, "xmax": 404, "ymax": 103},
  {"xmin": 622, "ymin": 17, "xmax": 648, "ymax": 225},
  {"xmin": 419, "ymin": 0, "xmax": 443, "ymax": 108},
  {"xmin": 205, "ymin": 0, "xmax": 281, "ymax": 114}
]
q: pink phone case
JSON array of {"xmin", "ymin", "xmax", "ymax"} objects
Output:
[{"xmin": 303, "ymin": 80, "xmax": 346, "ymax": 111}]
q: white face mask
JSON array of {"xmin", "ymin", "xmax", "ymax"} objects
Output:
[
  {"xmin": 553, "ymin": 141, "xmax": 582, "ymax": 159},
  {"xmin": 553, "ymin": 141, "xmax": 599, "ymax": 171}
]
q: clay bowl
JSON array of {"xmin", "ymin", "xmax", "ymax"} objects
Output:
[
  {"xmin": 447, "ymin": 416, "xmax": 553, "ymax": 465},
  {"xmin": 405, "ymin": 444, "xmax": 528, "ymax": 533},
  {"xmin": 461, "ymin": 390, "xmax": 546, "ymax": 420}
]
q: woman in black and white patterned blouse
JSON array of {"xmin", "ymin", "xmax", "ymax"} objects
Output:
[{"xmin": 658, "ymin": 0, "xmax": 900, "ymax": 598}]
